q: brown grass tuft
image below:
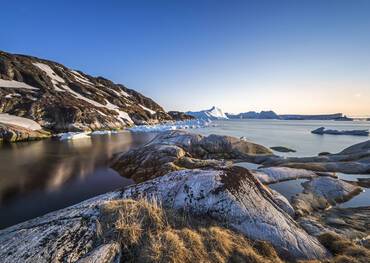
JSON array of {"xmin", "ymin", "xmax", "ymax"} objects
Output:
[
  {"xmin": 97, "ymin": 198, "xmax": 284, "ymax": 263},
  {"xmin": 317, "ymin": 232, "xmax": 370, "ymax": 263}
]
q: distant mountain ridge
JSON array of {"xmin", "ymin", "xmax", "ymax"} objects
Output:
[
  {"xmin": 0, "ymin": 50, "xmax": 177, "ymax": 132},
  {"xmin": 186, "ymin": 106, "xmax": 228, "ymax": 120},
  {"xmin": 226, "ymin": 111, "xmax": 279, "ymax": 119},
  {"xmin": 187, "ymin": 107, "xmax": 347, "ymax": 121}
]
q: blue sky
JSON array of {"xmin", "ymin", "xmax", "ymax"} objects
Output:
[{"xmin": 2, "ymin": 0, "xmax": 370, "ymax": 115}]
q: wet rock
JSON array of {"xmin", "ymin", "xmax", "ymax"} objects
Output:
[
  {"xmin": 0, "ymin": 167, "xmax": 329, "ymax": 261},
  {"xmin": 111, "ymin": 130, "xmax": 273, "ymax": 182}
]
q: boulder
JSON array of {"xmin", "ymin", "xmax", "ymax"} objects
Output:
[
  {"xmin": 0, "ymin": 167, "xmax": 329, "ymax": 261},
  {"xmin": 270, "ymin": 146, "xmax": 296, "ymax": 153},
  {"xmin": 111, "ymin": 130, "xmax": 273, "ymax": 182},
  {"xmin": 292, "ymin": 177, "xmax": 362, "ymax": 216},
  {"xmin": 253, "ymin": 167, "xmax": 320, "ymax": 184}
]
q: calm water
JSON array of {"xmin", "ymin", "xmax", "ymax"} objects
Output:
[
  {"xmin": 197, "ymin": 119, "xmax": 370, "ymax": 157},
  {"xmin": 1, "ymin": 119, "xmax": 369, "ymax": 229},
  {"xmin": 0, "ymin": 132, "xmax": 156, "ymax": 229}
]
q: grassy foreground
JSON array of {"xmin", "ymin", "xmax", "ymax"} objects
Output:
[{"xmin": 97, "ymin": 199, "xmax": 369, "ymax": 263}]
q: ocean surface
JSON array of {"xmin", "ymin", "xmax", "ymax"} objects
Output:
[
  {"xmin": 197, "ymin": 119, "xmax": 370, "ymax": 157},
  {"xmin": 0, "ymin": 119, "xmax": 369, "ymax": 229}
]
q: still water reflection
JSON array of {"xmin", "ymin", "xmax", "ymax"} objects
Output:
[{"xmin": 0, "ymin": 131, "xmax": 156, "ymax": 229}]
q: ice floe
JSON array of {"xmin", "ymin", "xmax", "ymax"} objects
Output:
[{"xmin": 128, "ymin": 119, "xmax": 213, "ymax": 132}]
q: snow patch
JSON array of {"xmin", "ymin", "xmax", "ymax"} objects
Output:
[
  {"xmin": 104, "ymin": 99, "xmax": 133, "ymax": 124},
  {"xmin": 4, "ymin": 93, "xmax": 21, "ymax": 99},
  {"xmin": 111, "ymin": 87, "xmax": 131, "ymax": 98},
  {"xmin": 0, "ymin": 113, "xmax": 42, "ymax": 130},
  {"xmin": 32, "ymin": 62, "xmax": 65, "ymax": 91},
  {"xmin": 0, "ymin": 79, "xmax": 39, "ymax": 90},
  {"xmin": 139, "ymin": 104, "xmax": 156, "ymax": 115},
  {"xmin": 71, "ymin": 70, "xmax": 94, "ymax": 86}
]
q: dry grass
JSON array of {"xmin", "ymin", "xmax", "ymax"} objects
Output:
[
  {"xmin": 98, "ymin": 198, "xmax": 283, "ymax": 263},
  {"xmin": 299, "ymin": 232, "xmax": 370, "ymax": 263}
]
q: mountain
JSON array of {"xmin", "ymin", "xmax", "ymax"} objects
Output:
[
  {"xmin": 186, "ymin": 106, "xmax": 228, "ymax": 120},
  {"xmin": 0, "ymin": 50, "xmax": 174, "ymax": 132},
  {"xmin": 227, "ymin": 110, "xmax": 279, "ymax": 119},
  {"xmin": 279, "ymin": 113, "xmax": 343, "ymax": 120}
]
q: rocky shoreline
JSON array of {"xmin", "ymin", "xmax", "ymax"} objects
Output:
[{"xmin": 1, "ymin": 130, "xmax": 369, "ymax": 262}]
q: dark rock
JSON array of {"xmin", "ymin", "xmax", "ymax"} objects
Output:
[
  {"xmin": 270, "ymin": 146, "xmax": 296, "ymax": 153},
  {"xmin": 167, "ymin": 111, "xmax": 195, "ymax": 121},
  {"xmin": 311, "ymin": 127, "xmax": 369, "ymax": 136}
]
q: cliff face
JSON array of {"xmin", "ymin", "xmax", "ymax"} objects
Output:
[{"xmin": 0, "ymin": 50, "xmax": 173, "ymax": 132}]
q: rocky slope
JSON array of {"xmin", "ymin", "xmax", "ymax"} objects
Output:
[{"xmin": 0, "ymin": 50, "xmax": 174, "ymax": 132}]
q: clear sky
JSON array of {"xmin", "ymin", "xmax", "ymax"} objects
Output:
[{"xmin": 2, "ymin": 0, "xmax": 370, "ymax": 115}]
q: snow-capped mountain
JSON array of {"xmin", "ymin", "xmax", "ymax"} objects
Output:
[
  {"xmin": 0, "ymin": 50, "xmax": 175, "ymax": 132},
  {"xmin": 186, "ymin": 106, "xmax": 228, "ymax": 120}
]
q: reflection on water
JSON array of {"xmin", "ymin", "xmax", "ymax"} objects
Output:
[{"xmin": 0, "ymin": 131, "xmax": 156, "ymax": 229}]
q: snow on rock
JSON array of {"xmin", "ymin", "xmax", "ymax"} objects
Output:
[
  {"xmin": 71, "ymin": 70, "xmax": 94, "ymax": 87},
  {"xmin": 186, "ymin": 106, "xmax": 229, "ymax": 120},
  {"xmin": 0, "ymin": 113, "xmax": 42, "ymax": 130},
  {"xmin": 0, "ymin": 168, "xmax": 329, "ymax": 262},
  {"xmin": 32, "ymin": 62, "xmax": 65, "ymax": 91},
  {"xmin": 104, "ymin": 99, "xmax": 133, "ymax": 124},
  {"xmin": 254, "ymin": 167, "xmax": 319, "ymax": 184},
  {"xmin": 139, "ymin": 104, "xmax": 156, "ymax": 115},
  {"xmin": 0, "ymin": 79, "xmax": 39, "ymax": 90},
  {"xmin": 4, "ymin": 93, "xmax": 21, "ymax": 98},
  {"xmin": 59, "ymin": 132, "xmax": 91, "ymax": 140}
]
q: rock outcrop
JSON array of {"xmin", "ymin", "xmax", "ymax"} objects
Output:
[
  {"xmin": 111, "ymin": 130, "xmax": 273, "ymax": 182},
  {"xmin": 0, "ymin": 167, "xmax": 330, "ymax": 262},
  {"xmin": 292, "ymin": 177, "xmax": 362, "ymax": 216},
  {"xmin": 262, "ymin": 140, "xmax": 370, "ymax": 174},
  {"xmin": 270, "ymin": 146, "xmax": 296, "ymax": 152},
  {"xmin": 252, "ymin": 167, "xmax": 321, "ymax": 184},
  {"xmin": 0, "ymin": 50, "xmax": 175, "ymax": 132},
  {"xmin": 311, "ymin": 127, "xmax": 369, "ymax": 136},
  {"xmin": 0, "ymin": 123, "xmax": 50, "ymax": 142}
]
